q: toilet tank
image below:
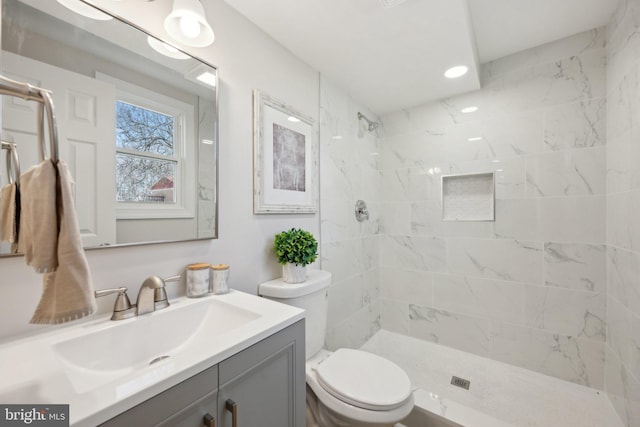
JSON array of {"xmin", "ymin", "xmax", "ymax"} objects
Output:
[{"xmin": 259, "ymin": 269, "xmax": 331, "ymax": 359}]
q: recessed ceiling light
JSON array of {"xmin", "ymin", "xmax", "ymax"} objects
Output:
[
  {"xmin": 184, "ymin": 64, "xmax": 217, "ymax": 89},
  {"xmin": 460, "ymin": 106, "xmax": 478, "ymax": 113},
  {"xmin": 196, "ymin": 71, "xmax": 217, "ymax": 87},
  {"xmin": 444, "ymin": 65, "xmax": 468, "ymax": 79},
  {"xmin": 287, "ymin": 116, "xmax": 301, "ymax": 123},
  {"xmin": 467, "ymin": 136, "xmax": 483, "ymax": 142}
]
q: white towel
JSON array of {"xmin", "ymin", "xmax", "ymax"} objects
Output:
[
  {"xmin": 18, "ymin": 160, "xmax": 58, "ymax": 273},
  {"xmin": 29, "ymin": 160, "xmax": 96, "ymax": 324},
  {"xmin": 1, "ymin": 182, "xmax": 17, "ymax": 243}
]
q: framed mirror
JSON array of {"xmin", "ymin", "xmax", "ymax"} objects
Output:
[{"xmin": 0, "ymin": 0, "xmax": 218, "ymax": 256}]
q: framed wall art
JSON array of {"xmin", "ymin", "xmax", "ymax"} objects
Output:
[{"xmin": 253, "ymin": 90, "xmax": 317, "ymax": 214}]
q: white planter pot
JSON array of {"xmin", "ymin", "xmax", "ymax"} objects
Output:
[{"xmin": 282, "ymin": 263, "xmax": 307, "ymax": 283}]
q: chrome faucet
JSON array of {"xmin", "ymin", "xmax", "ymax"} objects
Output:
[{"xmin": 136, "ymin": 276, "xmax": 165, "ymax": 316}]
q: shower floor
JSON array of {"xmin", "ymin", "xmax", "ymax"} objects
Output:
[{"xmin": 360, "ymin": 330, "xmax": 623, "ymax": 427}]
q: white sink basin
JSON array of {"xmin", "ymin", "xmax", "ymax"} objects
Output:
[
  {"xmin": 0, "ymin": 290, "xmax": 304, "ymax": 426},
  {"xmin": 53, "ymin": 298, "xmax": 261, "ymax": 393}
]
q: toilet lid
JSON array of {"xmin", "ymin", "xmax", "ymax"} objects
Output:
[{"xmin": 315, "ymin": 348, "xmax": 412, "ymax": 411}]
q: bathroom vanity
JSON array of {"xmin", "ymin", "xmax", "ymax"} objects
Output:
[
  {"xmin": 101, "ymin": 320, "xmax": 304, "ymax": 426},
  {"xmin": 0, "ymin": 291, "xmax": 305, "ymax": 426}
]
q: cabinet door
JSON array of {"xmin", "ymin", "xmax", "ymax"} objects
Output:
[
  {"xmin": 100, "ymin": 365, "xmax": 218, "ymax": 427},
  {"xmin": 157, "ymin": 389, "xmax": 218, "ymax": 427},
  {"xmin": 218, "ymin": 320, "xmax": 305, "ymax": 427}
]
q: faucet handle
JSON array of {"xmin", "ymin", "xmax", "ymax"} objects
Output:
[
  {"xmin": 154, "ymin": 275, "xmax": 181, "ymax": 310},
  {"xmin": 95, "ymin": 287, "xmax": 134, "ymax": 320}
]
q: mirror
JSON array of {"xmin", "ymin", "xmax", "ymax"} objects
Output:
[{"xmin": 0, "ymin": 0, "xmax": 218, "ymax": 256}]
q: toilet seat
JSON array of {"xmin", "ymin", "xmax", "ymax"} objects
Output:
[{"xmin": 315, "ymin": 348, "xmax": 412, "ymax": 411}]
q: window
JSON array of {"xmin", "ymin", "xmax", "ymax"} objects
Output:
[
  {"xmin": 97, "ymin": 73, "xmax": 196, "ymax": 220},
  {"xmin": 115, "ymin": 101, "xmax": 177, "ymax": 204}
]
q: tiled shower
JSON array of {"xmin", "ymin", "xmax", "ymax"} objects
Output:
[
  {"xmin": 319, "ymin": 0, "xmax": 640, "ymax": 424},
  {"xmin": 379, "ymin": 27, "xmax": 607, "ymax": 387}
]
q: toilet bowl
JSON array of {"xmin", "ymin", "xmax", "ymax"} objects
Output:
[
  {"xmin": 306, "ymin": 349, "xmax": 414, "ymax": 427},
  {"xmin": 259, "ymin": 270, "xmax": 414, "ymax": 427}
]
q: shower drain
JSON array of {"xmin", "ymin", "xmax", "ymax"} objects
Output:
[{"xmin": 450, "ymin": 376, "xmax": 471, "ymax": 390}]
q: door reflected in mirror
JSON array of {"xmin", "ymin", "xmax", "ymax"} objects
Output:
[{"xmin": 0, "ymin": 0, "xmax": 218, "ymax": 256}]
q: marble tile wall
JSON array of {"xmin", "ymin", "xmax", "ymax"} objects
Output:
[
  {"xmin": 319, "ymin": 76, "xmax": 381, "ymax": 350},
  {"xmin": 378, "ymin": 29, "xmax": 609, "ymax": 389},
  {"xmin": 606, "ymin": 0, "xmax": 640, "ymax": 425}
]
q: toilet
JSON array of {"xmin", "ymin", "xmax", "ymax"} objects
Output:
[{"xmin": 259, "ymin": 269, "xmax": 414, "ymax": 427}]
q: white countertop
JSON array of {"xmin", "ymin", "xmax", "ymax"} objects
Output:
[{"xmin": 0, "ymin": 290, "xmax": 304, "ymax": 426}]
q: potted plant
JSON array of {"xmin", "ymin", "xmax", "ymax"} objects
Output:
[{"xmin": 274, "ymin": 228, "xmax": 318, "ymax": 283}]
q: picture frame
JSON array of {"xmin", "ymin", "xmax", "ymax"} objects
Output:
[{"xmin": 253, "ymin": 90, "xmax": 318, "ymax": 214}]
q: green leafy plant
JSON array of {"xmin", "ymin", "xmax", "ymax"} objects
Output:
[{"xmin": 274, "ymin": 228, "xmax": 318, "ymax": 266}]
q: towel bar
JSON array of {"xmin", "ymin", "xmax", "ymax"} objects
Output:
[
  {"xmin": 1, "ymin": 140, "xmax": 20, "ymax": 186},
  {"xmin": 0, "ymin": 75, "xmax": 59, "ymax": 162}
]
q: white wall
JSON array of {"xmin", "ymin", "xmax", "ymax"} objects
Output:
[
  {"xmin": 0, "ymin": 0, "xmax": 320, "ymax": 340},
  {"xmin": 605, "ymin": 0, "xmax": 640, "ymax": 425},
  {"xmin": 378, "ymin": 29, "xmax": 607, "ymax": 389}
]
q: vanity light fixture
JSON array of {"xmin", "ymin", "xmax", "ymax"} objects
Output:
[
  {"xmin": 460, "ymin": 106, "xmax": 478, "ymax": 113},
  {"xmin": 56, "ymin": 0, "xmax": 113, "ymax": 21},
  {"xmin": 147, "ymin": 36, "xmax": 189, "ymax": 60},
  {"xmin": 164, "ymin": 0, "xmax": 215, "ymax": 47},
  {"xmin": 444, "ymin": 65, "xmax": 468, "ymax": 79}
]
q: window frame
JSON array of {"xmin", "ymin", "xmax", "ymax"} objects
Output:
[{"xmin": 98, "ymin": 73, "xmax": 196, "ymax": 220}]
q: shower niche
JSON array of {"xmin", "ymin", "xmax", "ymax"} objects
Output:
[{"xmin": 441, "ymin": 172, "xmax": 495, "ymax": 221}]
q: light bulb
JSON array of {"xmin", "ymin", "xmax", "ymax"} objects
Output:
[{"xmin": 179, "ymin": 15, "xmax": 201, "ymax": 38}]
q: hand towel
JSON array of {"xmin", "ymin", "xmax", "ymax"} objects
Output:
[
  {"xmin": 18, "ymin": 160, "xmax": 58, "ymax": 273},
  {"xmin": 1, "ymin": 182, "xmax": 17, "ymax": 243},
  {"xmin": 30, "ymin": 160, "xmax": 96, "ymax": 324}
]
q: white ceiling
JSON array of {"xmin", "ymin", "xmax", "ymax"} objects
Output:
[{"xmin": 223, "ymin": 0, "xmax": 620, "ymax": 115}]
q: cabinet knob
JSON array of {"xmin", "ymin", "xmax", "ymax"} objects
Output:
[
  {"xmin": 225, "ymin": 399, "xmax": 237, "ymax": 427},
  {"xmin": 203, "ymin": 413, "xmax": 216, "ymax": 427}
]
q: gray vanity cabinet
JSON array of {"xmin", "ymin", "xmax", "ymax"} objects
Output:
[
  {"xmin": 217, "ymin": 320, "xmax": 305, "ymax": 427},
  {"xmin": 100, "ymin": 364, "xmax": 219, "ymax": 427},
  {"xmin": 100, "ymin": 320, "xmax": 305, "ymax": 427}
]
